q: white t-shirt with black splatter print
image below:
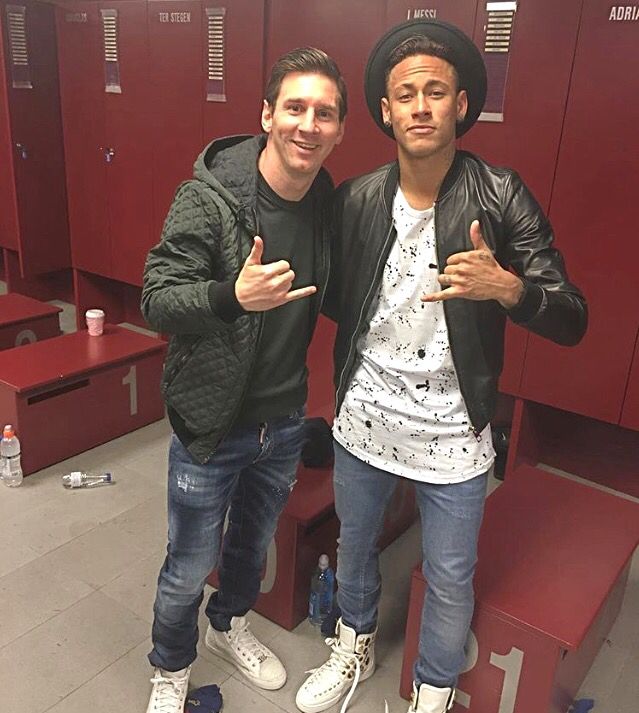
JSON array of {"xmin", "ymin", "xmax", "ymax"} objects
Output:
[{"xmin": 333, "ymin": 188, "xmax": 495, "ymax": 483}]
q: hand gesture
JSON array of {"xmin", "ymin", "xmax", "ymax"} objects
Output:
[
  {"xmin": 421, "ymin": 220, "xmax": 523, "ymax": 308},
  {"xmin": 235, "ymin": 237, "xmax": 317, "ymax": 311}
]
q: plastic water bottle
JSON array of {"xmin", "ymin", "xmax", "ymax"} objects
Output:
[
  {"xmin": 1, "ymin": 425, "xmax": 23, "ymax": 488},
  {"xmin": 308, "ymin": 554, "xmax": 335, "ymax": 626},
  {"xmin": 62, "ymin": 471, "xmax": 113, "ymax": 489}
]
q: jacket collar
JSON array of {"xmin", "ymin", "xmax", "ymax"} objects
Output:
[{"xmin": 382, "ymin": 150, "xmax": 465, "ymax": 215}]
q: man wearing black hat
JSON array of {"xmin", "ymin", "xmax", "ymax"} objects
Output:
[{"xmin": 296, "ymin": 20, "xmax": 586, "ymax": 713}]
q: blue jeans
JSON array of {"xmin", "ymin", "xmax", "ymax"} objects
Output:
[
  {"xmin": 333, "ymin": 441, "xmax": 488, "ymax": 688},
  {"xmin": 148, "ymin": 410, "xmax": 305, "ymax": 671}
]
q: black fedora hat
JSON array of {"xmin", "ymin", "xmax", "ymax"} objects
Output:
[{"xmin": 364, "ymin": 19, "xmax": 487, "ymax": 139}]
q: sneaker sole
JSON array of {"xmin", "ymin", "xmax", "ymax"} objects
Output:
[
  {"xmin": 204, "ymin": 638, "xmax": 287, "ymax": 691},
  {"xmin": 295, "ymin": 663, "xmax": 375, "ymax": 713}
]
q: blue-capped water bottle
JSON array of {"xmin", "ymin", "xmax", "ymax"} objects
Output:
[{"xmin": 308, "ymin": 554, "xmax": 335, "ymax": 626}]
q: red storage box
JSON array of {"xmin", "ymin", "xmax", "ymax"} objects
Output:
[
  {"xmin": 0, "ymin": 293, "xmax": 62, "ymax": 350},
  {"xmin": 0, "ymin": 324, "xmax": 166, "ymax": 474},
  {"xmin": 400, "ymin": 466, "xmax": 639, "ymax": 713}
]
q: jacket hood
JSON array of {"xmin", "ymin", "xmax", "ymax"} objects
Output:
[
  {"xmin": 193, "ymin": 133, "xmax": 334, "ymax": 223},
  {"xmin": 193, "ymin": 134, "xmax": 265, "ymax": 217}
]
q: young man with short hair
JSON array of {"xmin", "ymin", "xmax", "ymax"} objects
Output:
[
  {"xmin": 296, "ymin": 21, "xmax": 586, "ymax": 713},
  {"xmin": 141, "ymin": 47, "xmax": 346, "ymax": 713}
]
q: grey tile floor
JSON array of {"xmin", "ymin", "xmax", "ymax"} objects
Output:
[{"xmin": 0, "ymin": 288, "xmax": 637, "ymax": 713}]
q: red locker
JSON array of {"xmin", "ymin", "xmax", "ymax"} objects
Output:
[
  {"xmin": 519, "ymin": 0, "xmax": 639, "ymax": 424},
  {"xmin": 462, "ymin": 1, "xmax": 583, "ymax": 397},
  {"xmin": 462, "ymin": 0, "xmax": 582, "ymax": 211},
  {"xmin": 266, "ymin": 0, "xmax": 387, "ymax": 184},
  {"xmin": 57, "ymin": 1, "xmax": 153, "ymax": 287},
  {"xmin": 148, "ymin": 0, "xmax": 203, "ymax": 244},
  {"xmin": 620, "ymin": 330, "xmax": 639, "ymax": 431},
  {"xmin": 0, "ymin": 15, "xmax": 19, "ymax": 252},
  {"xmin": 56, "ymin": 1, "xmax": 110, "ymax": 276},
  {"xmin": 103, "ymin": 0, "xmax": 153, "ymax": 286},
  {"xmin": 0, "ymin": 0, "xmax": 70, "ymax": 275},
  {"xmin": 201, "ymin": 0, "xmax": 265, "ymax": 141}
]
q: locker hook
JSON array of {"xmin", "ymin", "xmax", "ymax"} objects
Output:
[
  {"xmin": 15, "ymin": 142, "xmax": 28, "ymax": 160},
  {"xmin": 105, "ymin": 147, "xmax": 116, "ymax": 163}
]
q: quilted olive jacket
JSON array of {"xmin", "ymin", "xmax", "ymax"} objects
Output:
[{"xmin": 141, "ymin": 134, "xmax": 333, "ymax": 463}]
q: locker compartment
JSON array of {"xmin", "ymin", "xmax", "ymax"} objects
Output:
[
  {"xmin": 0, "ymin": 16, "xmax": 19, "ymax": 251},
  {"xmin": 266, "ymin": 0, "xmax": 387, "ymax": 184},
  {"xmin": 57, "ymin": 1, "xmax": 153, "ymax": 287},
  {"xmin": 73, "ymin": 269, "xmax": 149, "ymax": 331},
  {"xmin": 0, "ymin": 0, "xmax": 70, "ymax": 276},
  {"xmin": 102, "ymin": 0, "xmax": 153, "ymax": 286},
  {"xmin": 462, "ymin": 0, "xmax": 582, "ymax": 212},
  {"xmin": 201, "ymin": 0, "xmax": 265, "ymax": 141},
  {"xmin": 56, "ymin": 1, "xmax": 110, "ymax": 276},
  {"xmin": 148, "ymin": 0, "xmax": 203, "ymax": 244},
  {"xmin": 462, "ymin": 1, "xmax": 582, "ymax": 400},
  {"xmin": 520, "ymin": 0, "xmax": 639, "ymax": 423}
]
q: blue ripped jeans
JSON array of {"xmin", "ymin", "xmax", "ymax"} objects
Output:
[
  {"xmin": 333, "ymin": 441, "xmax": 488, "ymax": 688},
  {"xmin": 148, "ymin": 410, "xmax": 305, "ymax": 671}
]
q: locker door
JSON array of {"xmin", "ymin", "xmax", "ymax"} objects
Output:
[
  {"xmin": 56, "ymin": 1, "xmax": 110, "ymax": 276},
  {"xmin": 148, "ymin": 1, "xmax": 203, "ymax": 244},
  {"xmin": 201, "ymin": 0, "xmax": 265, "ymax": 142},
  {"xmin": 266, "ymin": 0, "xmax": 386, "ymax": 184},
  {"xmin": 0, "ymin": 9, "xmax": 19, "ymax": 251},
  {"xmin": 520, "ymin": 0, "xmax": 639, "ymax": 423},
  {"xmin": 463, "ymin": 0, "xmax": 582, "ymax": 210},
  {"xmin": 3, "ymin": 1, "xmax": 69, "ymax": 275},
  {"xmin": 101, "ymin": 0, "xmax": 153, "ymax": 286},
  {"xmin": 621, "ymin": 332, "xmax": 639, "ymax": 431},
  {"xmin": 464, "ymin": 0, "xmax": 582, "ymax": 397}
]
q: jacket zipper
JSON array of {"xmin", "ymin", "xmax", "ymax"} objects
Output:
[
  {"xmin": 434, "ymin": 201, "xmax": 482, "ymax": 440},
  {"xmin": 204, "ymin": 204, "xmax": 264, "ymax": 461},
  {"xmin": 334, "ymin": 220, "xmax": 395, "ymax": 416}
]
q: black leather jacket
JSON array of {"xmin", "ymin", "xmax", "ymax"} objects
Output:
[{"xmin": 324, "ymin": 150, "xmax": 587, "ymax": 435}]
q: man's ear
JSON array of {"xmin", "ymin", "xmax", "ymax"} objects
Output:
[
  {"xmin": 456, "ymin": 89, "xmax": 468, "ymax": 123},
  {"xmin": 261, "ymin": 99, "xmax": 273, "ymax": 133},
  {"xmin": 381, "ymin": 97, "xmax": 391, "ymax": 127}
]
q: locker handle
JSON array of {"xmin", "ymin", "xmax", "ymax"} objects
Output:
[
  {"xmin": 104, "ymin": 147, "xmax": 116, "ymax": 163},
  {"xmin": 15, "ymin": 142, "xmax": 28, "ymax": 160}
]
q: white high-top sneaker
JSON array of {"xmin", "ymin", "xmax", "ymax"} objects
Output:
[
  {"xmin": 408, "ymin": 681, "xmax": 455, "ymax": 713},
  {"xmin": 205, "ymin": 616, "xmax": 286, "ymax": 689},
  {"xmin": 146, "ymin": 665, "xmax": 191, "ymax": 713},
  {"xmin": 296, "ymin": 618, "xmax": 376, "ymax": 713}
]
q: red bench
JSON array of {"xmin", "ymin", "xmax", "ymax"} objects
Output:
[
  {"xmin": 0, "ymin": 293, "xmax": 62, "ymax": 350},
  {"xmin": 400, "ymin": 466, "xmax": 639, "ymax": 713},
  {"xmin": 208, "ymin": 316, "xmax": 419, "ymax": 629},
  {"xmin": 0, "ymin": 324, "xmax": 166, "ymax": 475}
]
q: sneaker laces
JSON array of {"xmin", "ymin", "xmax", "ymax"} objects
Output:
[
  {"xmin": 304, "ymin": 635, "xmax": 363, "ymax": 713},
  {"xmin": 228, "ymin": 620, "xmax": 269, "ymax": 665},
  {"xmin": 149, "ymin": 671, "xmax": 187, "ymax": 713}
]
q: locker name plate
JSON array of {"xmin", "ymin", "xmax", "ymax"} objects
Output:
[
  {"xmin": 405, "ymin": 9, "xmax": 438, "ymax": 20},
  {"xmin": 65, "ymin": 12, "xmax": 88, "ymax": 23},
  {"xmin": 479, "ymin": 1, "xmax": 517, "ymax": 123},
  {"xmin": 609, "ymin": 5, "xmax": 639, "ymax": 21},
  {"xmin": 158, "ymin": 12, "xmax": 192, "ymax": 23}
]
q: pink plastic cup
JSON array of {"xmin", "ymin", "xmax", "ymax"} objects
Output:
[{"xmin": 85, "ymin": 308, "xmax": 105, "ymax": 336}]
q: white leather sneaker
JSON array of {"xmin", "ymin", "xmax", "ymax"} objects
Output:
[
  {"xmin": 296, "ymin": 618, "xmax": 376, "ymax": 713},
  {"xmin": 146, "ymin": 665, "xmax": 191, "ymax": 713},
  {"xmin": 205, "ymin": 616, "xmax": 286, "ymax": 690},
  {"xmin": 408, "ymin": 681, "xmax": 455, "ymax": 713}
]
